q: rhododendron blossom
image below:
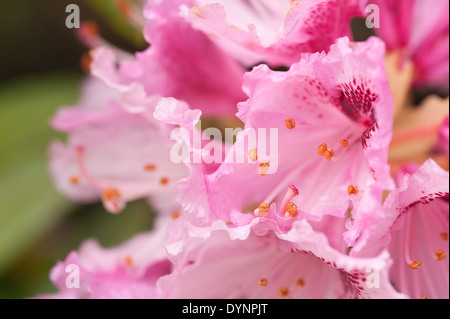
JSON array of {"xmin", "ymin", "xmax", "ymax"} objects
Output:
[{"xmin": 40, "ymin": 0, "xmax": 449, "ymax": 300}]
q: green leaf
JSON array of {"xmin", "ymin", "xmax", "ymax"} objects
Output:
[{"xmin": 0, "ymin": 72, "xmax": 82, "ymax": 275}]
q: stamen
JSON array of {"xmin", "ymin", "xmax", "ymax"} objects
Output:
[
  {"xmin": 391, "ymin": 122, "xmax": 443, "ymax": 146},
  {"xmin": 317, "ymin": 143, "xmax": 328, "ymax": 156},
  {"xmin": 124, "ymin": 256, "xmax": 133, "ymax": 267},
  {"xmin": 279, "ymin": 185, "xmax": 299, "ymax": 216},
  {"xmin": 440, "ymin": 232, "xmax": 448, "ymax": 241},
  {"xmin": 76, "ymin": 146, "xmax": 126, "ymax": 213},
  {"xmin": 258, "ymin": 278, "xmax": 268, "ymax": 287},
  {"xmin": 259, "ymin": 161, "xmax": 270, "ymax": 176},
  {"xmin": 102, "ymin": 187, "xmax": 124, "ymax": 213},
  {"xmin": 296, "ymin": 279, "xmax": 305, "ymax": 287},
  {"xmin": 144, "ymin": 163, "xmax": 156, "ymax": 171},
  {"xmin": 279, "ymin": 287, "xmax": 289, "ymax": 297},
  {"xmin": 69, "ymin": 175, "xmax": 80, "ymax": 185},
  {"xmin": 191, "ymin": 7, "xmax": 203, "ymax": 18},
  {"xmin": 102, "ymin": 187, "xmax": 121, "ymax": 201},
  {"xmin": 285, "ymin": 203, "xmax": 298, "ymax": 217},
  {"xmin": 340, "ymin": 139, "xmax": 349, "ymax": 148},
  {"xmin": 160, "ymin": 177, "xmax": 169, "ymax": 185},
  {"xmin": 171, "ymin": 211, "xmax": 181, "ymax": 220},
  {"xmin": 75, "ymin": 146, "xmax": 103, "ymax": 189},
  {"xmin": 285, "ymin": 118, "xmax": 296, "ymax": 129},
  {"xmin": 408, "ymin": 260, "xmax": 422, "ymax": 269},
  {"xmin": 248, "ymin": 147, "xmax": 258, "ymax": 162},
  {"xmin": 324, "ymin": 148, "xmax": 335, "ymax": 161},
  {"xmin": 347, "ymin": 185, "xmax": 359, "ymax": 197},
  {"xmin": 435, "ymin": 249, "xmax": 447, "ymax": 261},
  {"xmin": 257, "ymin": 203, "xmax": 270, "ymax": 215}
]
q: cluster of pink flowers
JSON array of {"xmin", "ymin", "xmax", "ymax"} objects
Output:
[{"xmin": 41, "ymin": 0, "xmax": 448, "ymax": 299}]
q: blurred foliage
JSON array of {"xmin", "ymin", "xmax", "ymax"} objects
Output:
[
  {"xmin": 0, "ymin": 0, "xmax": 145, "ymax": 83},
  {"xmin": 85, "ymin": 0, "xmax": 146, "ymax": 49},
  {"xmin": 0, "ymin": 0, "xmax": 151, "ymax": 299}
]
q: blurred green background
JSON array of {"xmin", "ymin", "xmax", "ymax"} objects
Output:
[{"xmin": 0, "ymin": 0, "xmax": 152, "ymax": 298}]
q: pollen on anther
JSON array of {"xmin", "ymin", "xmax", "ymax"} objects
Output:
[
  {"xmin": 420, "ymin": 296, "xmax": 428, "ymax": 299},
  {"xmin": 317, "ymin": 143, "xmax": 328, "ymax": 156},
  {"xmin": 409, "ymin": 260, "xmax": 422, "ymax": 269},
  {"xmin": 285, "ymin": 202, "xmax": 298, "ymax": 217},
  {"xmin": 102, "ymin": 187, "xmax": 121, "ymax": 201},
  {"xmin": 347, "ymin": 185, "xmax": 359, "ymax": 197},
  {"xmin": 69, "ymin": 175, "xmax": 80, "ymax": 185},
  {"xmin": 279, "ymin": 287, "xmax": 289, "ymax": 297},
  {"xmin": 124, "ymin": 256, "xmax": 133, "ymax": 267},
  {"xmin": 258, "ymin": 203, "xmax": 270, "ymax": 215},
  {"xmin": 101, "ymin": 187, "xmax": 124, "ymax": 213},
  {"xmin": 285, "ymin": 118, "xmax": 296, "ymax": 129},
  {"xmin": 296, "ymin": 279, "xmax": 305, "ymax": 287},
  {"xmin": 259, "ymin": 161, "xmax": 270, "ymax": 176},
  {"xmin": 340, "ymin": 139, "xmax": 349, "ymax": 148},
  {"xmin": 440, "ymin": 232, "xmax": 448, "ymax": 241},
  {"xmin": 258, "ymin": 278, "xmax": 268, "ymax": 286},
  {"xmin": 145, "ymin": 163, "xmax": 156, "ymax": 171},
  {"xmin": 171, "ymin": 211, "xmax": 181, "ymax": 220},
  {"xmin": 248, "ymin": 147, "xmax": 258, "ymax": 162},
  {"xmin": 160, "ymin": 177, "xmax": 169, "ymax": 185},
  {"xmin": 436, "ymin": 249, "xmax": 447, "ymax": 261},
  {"xmin": 324, "ymin": 148, "xmax": 335, "ymax": 161}
]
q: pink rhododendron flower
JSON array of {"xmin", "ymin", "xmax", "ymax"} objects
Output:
[
  {"xmin": 39, "ymin": 0, "xmax": 449, "ymax": 301},
  {"xmin": 181, "ymin": 0, "xmax": 366, "ymax": 67},
  {"xmin": 88, "ymin": 0, "xmax": 247, "ymax": 117},
  {"xmin": 371, "ymin": 0, "xmax": 449, "ymax": 90},
  {"xmin": 37, "ymin": 224, "xmax": 171, "ymax": 299},
  {"xmin": 49, "ymin": 77, "xmax": 188, "ymax": 214},
  {"xmin": 350, "ymin": 159, "xmax": 449, "ymax": 299},
  {"xmin": 161, "ymin": 37, "xmax": 394, "ymax": 245}
]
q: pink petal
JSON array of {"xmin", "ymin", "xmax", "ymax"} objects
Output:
[
  {"xmin": 352, "ymin": 159, "xmax": 449, "ymax": 299},
  {"xmin": 160, "ymin": 219, "xmax": 405, "ymax": 298},
  {"xmin": 182, "ymin": 0, "xmax": 365, "ymax": 66},
  {"xmin": 39, "ymin": 226, "xmax": 172, "ymax": 299}
]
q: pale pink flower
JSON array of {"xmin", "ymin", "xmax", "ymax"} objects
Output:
[
  {"xmin": 36, "ymin": 224, "xmax": 172, "ymax": 299},
  {"xmin": 159, "ymin": 218, "xmax": 406, "ymax": 299},
  {"xmin": 371, "ymin": 0, "xmax": 449, "ymax": 90},
  {"xmin": 49, "ymin": 77, "xmax": 188, "ymax": 214},
  {"xmin": 350, "ymin": 159, "xmax": 449, "ymax": 299},
  {"xmin": 181, "ymin": 0, "xmax": 366, "ymax": 67}
]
